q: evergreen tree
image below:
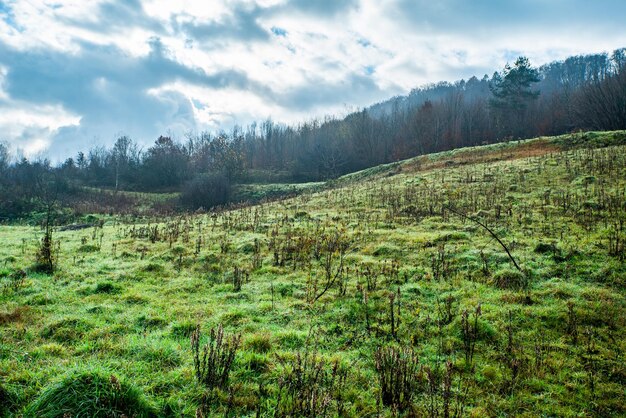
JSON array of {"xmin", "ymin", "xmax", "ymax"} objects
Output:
[{"xmin": 490, "ymin": 56, "xmax": 540, "ymax": 137}]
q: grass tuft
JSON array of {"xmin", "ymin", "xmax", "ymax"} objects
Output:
[{"xmin": 23, "ymin": 369, "xmax": 158, "ymax": 418}]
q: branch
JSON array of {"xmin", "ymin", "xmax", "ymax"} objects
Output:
[{"xmin": 444, "ymin": 205, "xmax": 523, "ymax": 274}]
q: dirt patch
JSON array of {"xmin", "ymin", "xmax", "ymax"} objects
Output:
[{"xmin": 404, "ymin": 139, "xmax": 561, "ymax": 174}]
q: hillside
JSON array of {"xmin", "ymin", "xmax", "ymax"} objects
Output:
[{"xmin": 1, "ymin": 131, "xmax": 625, "ymax": 417}]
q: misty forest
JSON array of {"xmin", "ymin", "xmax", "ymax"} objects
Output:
[{"xmin": 1, "ymin": 10, "xmax": 626, "ymax": 418}]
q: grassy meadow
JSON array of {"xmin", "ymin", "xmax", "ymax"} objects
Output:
[{"xmin": 1, "ymin": 131, "xmax": 625, "ymax": 417}]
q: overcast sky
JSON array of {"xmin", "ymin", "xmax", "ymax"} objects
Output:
[{"xmin": 1, "ymin": 0, "xmax": 626, "ymax": 160}]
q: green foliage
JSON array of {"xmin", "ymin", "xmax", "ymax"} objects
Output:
[
  {"xmin": 170, "ymin": 320, "xmax": 197, "ymax": 338},
  {"xmin": 490, "ymin": 56, "xmax": 540, "ymax": 111},
  {"xmin": 244, "ymin": 332, "xmax": 273, "ymax": 353},
  {"xmin": 141, "ymin": 262, "xmax": 164, "ymax": 273},
  {"xmin": 23, "ymin": 370, "xmax": 157, "ymax": 418}
]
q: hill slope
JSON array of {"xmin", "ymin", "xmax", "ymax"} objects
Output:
[{"xmin": 1, "ymin": 131, "xmax": 625, "ymax": 416}]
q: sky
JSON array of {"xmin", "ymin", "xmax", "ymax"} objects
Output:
[{"xmin": 1, "ymin": 0, "xmax": 626, "ymax": 160}]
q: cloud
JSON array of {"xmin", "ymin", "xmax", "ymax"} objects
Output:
[
  {"xmin": 0, "ymin": 35, "xmax": 273, "ymax": 158},
  {"xmin": 0, "ymin": 103, "xmax": 80, "ymax": 156},
  {"xmin": 59, "ymin": 0, "xmax": 165, "ymax": 34},
  {"xmin": 275, "ymin": 72, "xmax": 397, "ymax": 111},
  {"xmin": 173, "ymin": 3, "xmax": 270, "ymax": 44},
  {"xmin": 392, "ymin": 0, "xmax": 626, "ymax": 34},
  {"xmin": 0, "ymin": 0, "xmax": 625, "ymax": 159},
  {"xmin": 283, "ymin": 0, "xmax": 359, "ymax": 16}
]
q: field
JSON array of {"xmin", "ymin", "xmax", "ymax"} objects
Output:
[{"xmin": 1, "ymin": 131, "xmax": 625, "ymax": 417}]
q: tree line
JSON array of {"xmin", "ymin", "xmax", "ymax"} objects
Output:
[{"xmin": 1, "ymin": 48, "xmax": 625, "ymax": 216}]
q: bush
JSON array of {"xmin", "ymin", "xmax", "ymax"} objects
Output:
[
  {"xmin": 374, "ymin": 345, "xmax": 422, "ymax": 412},
  {"xmin": 191, "ymin": 324, "xmax": 241, "ymax": 390},
  {"xmin": 23, "ymin": 369, "xmax": 157, "ymax": 417},
  {"xmin": 275, "ymin": 351, "xmax": 348, "ymax": 417},
  {"xmin": 180, "ymin": 173, "xmax": 231, "ymax": 210}
]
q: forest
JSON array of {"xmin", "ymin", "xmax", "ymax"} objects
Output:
[{"xmin": 1, "ymin": 48, "xmax": 625, "ymax": 218}]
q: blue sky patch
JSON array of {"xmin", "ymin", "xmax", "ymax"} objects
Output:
[{"xmin": 271, "ymin": 26, "xmax": 288, "ymax": 37}]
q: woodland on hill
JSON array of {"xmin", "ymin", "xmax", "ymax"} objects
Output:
[{"xmin": 0, "ymin": 48, "xmax": 625, "ymax": 218}]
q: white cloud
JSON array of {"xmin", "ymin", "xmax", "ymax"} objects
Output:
[
  {"xmin": 0, "ymin": 65, "xmax": 9, "ymax": 100},
  {"xmin": 0, "ymin": 0, "xmax": 625, "ymax": 158},
  {"xmin": 0, "ymin": 102, "xmax": 80, "ymax": 157},
  {"xmin": 1, "ymin": 62, "xmax": 78, "ymax": 159}
]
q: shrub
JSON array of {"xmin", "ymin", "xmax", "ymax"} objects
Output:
[
  {"xmin": 34, "ymin": 221, "xmax": 56, "ymax": 274},
  {"xmin": 191, "ymin": 324, "xmax": 241, "ymax": 390},
  {"xmin": 374, "ymin": 345, "xmax": 422, "ymax": 412},
  {"xmin": 275, "ymin": 351, "xmax": 348, "ymax": 417},
  {"xmin": 180, "ymin": 173, "xmax": 231, "ymax": 210},
  {"xmin": 23, "ymin": 369, "xmax": 157, "ymax": 417}
]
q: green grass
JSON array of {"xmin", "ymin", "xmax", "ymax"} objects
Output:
[
  {"xmin": 0, "ymin": 131, "xmax": 625, "ymax": 416},
  {"xmin": 23, "ymin": 368, "xmax": 158, "ymax": 418}
]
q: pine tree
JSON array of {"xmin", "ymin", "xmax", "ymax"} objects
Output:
[{"xmin": 490, "ymin": 56, "xmax": 540, "ymax": 137}]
